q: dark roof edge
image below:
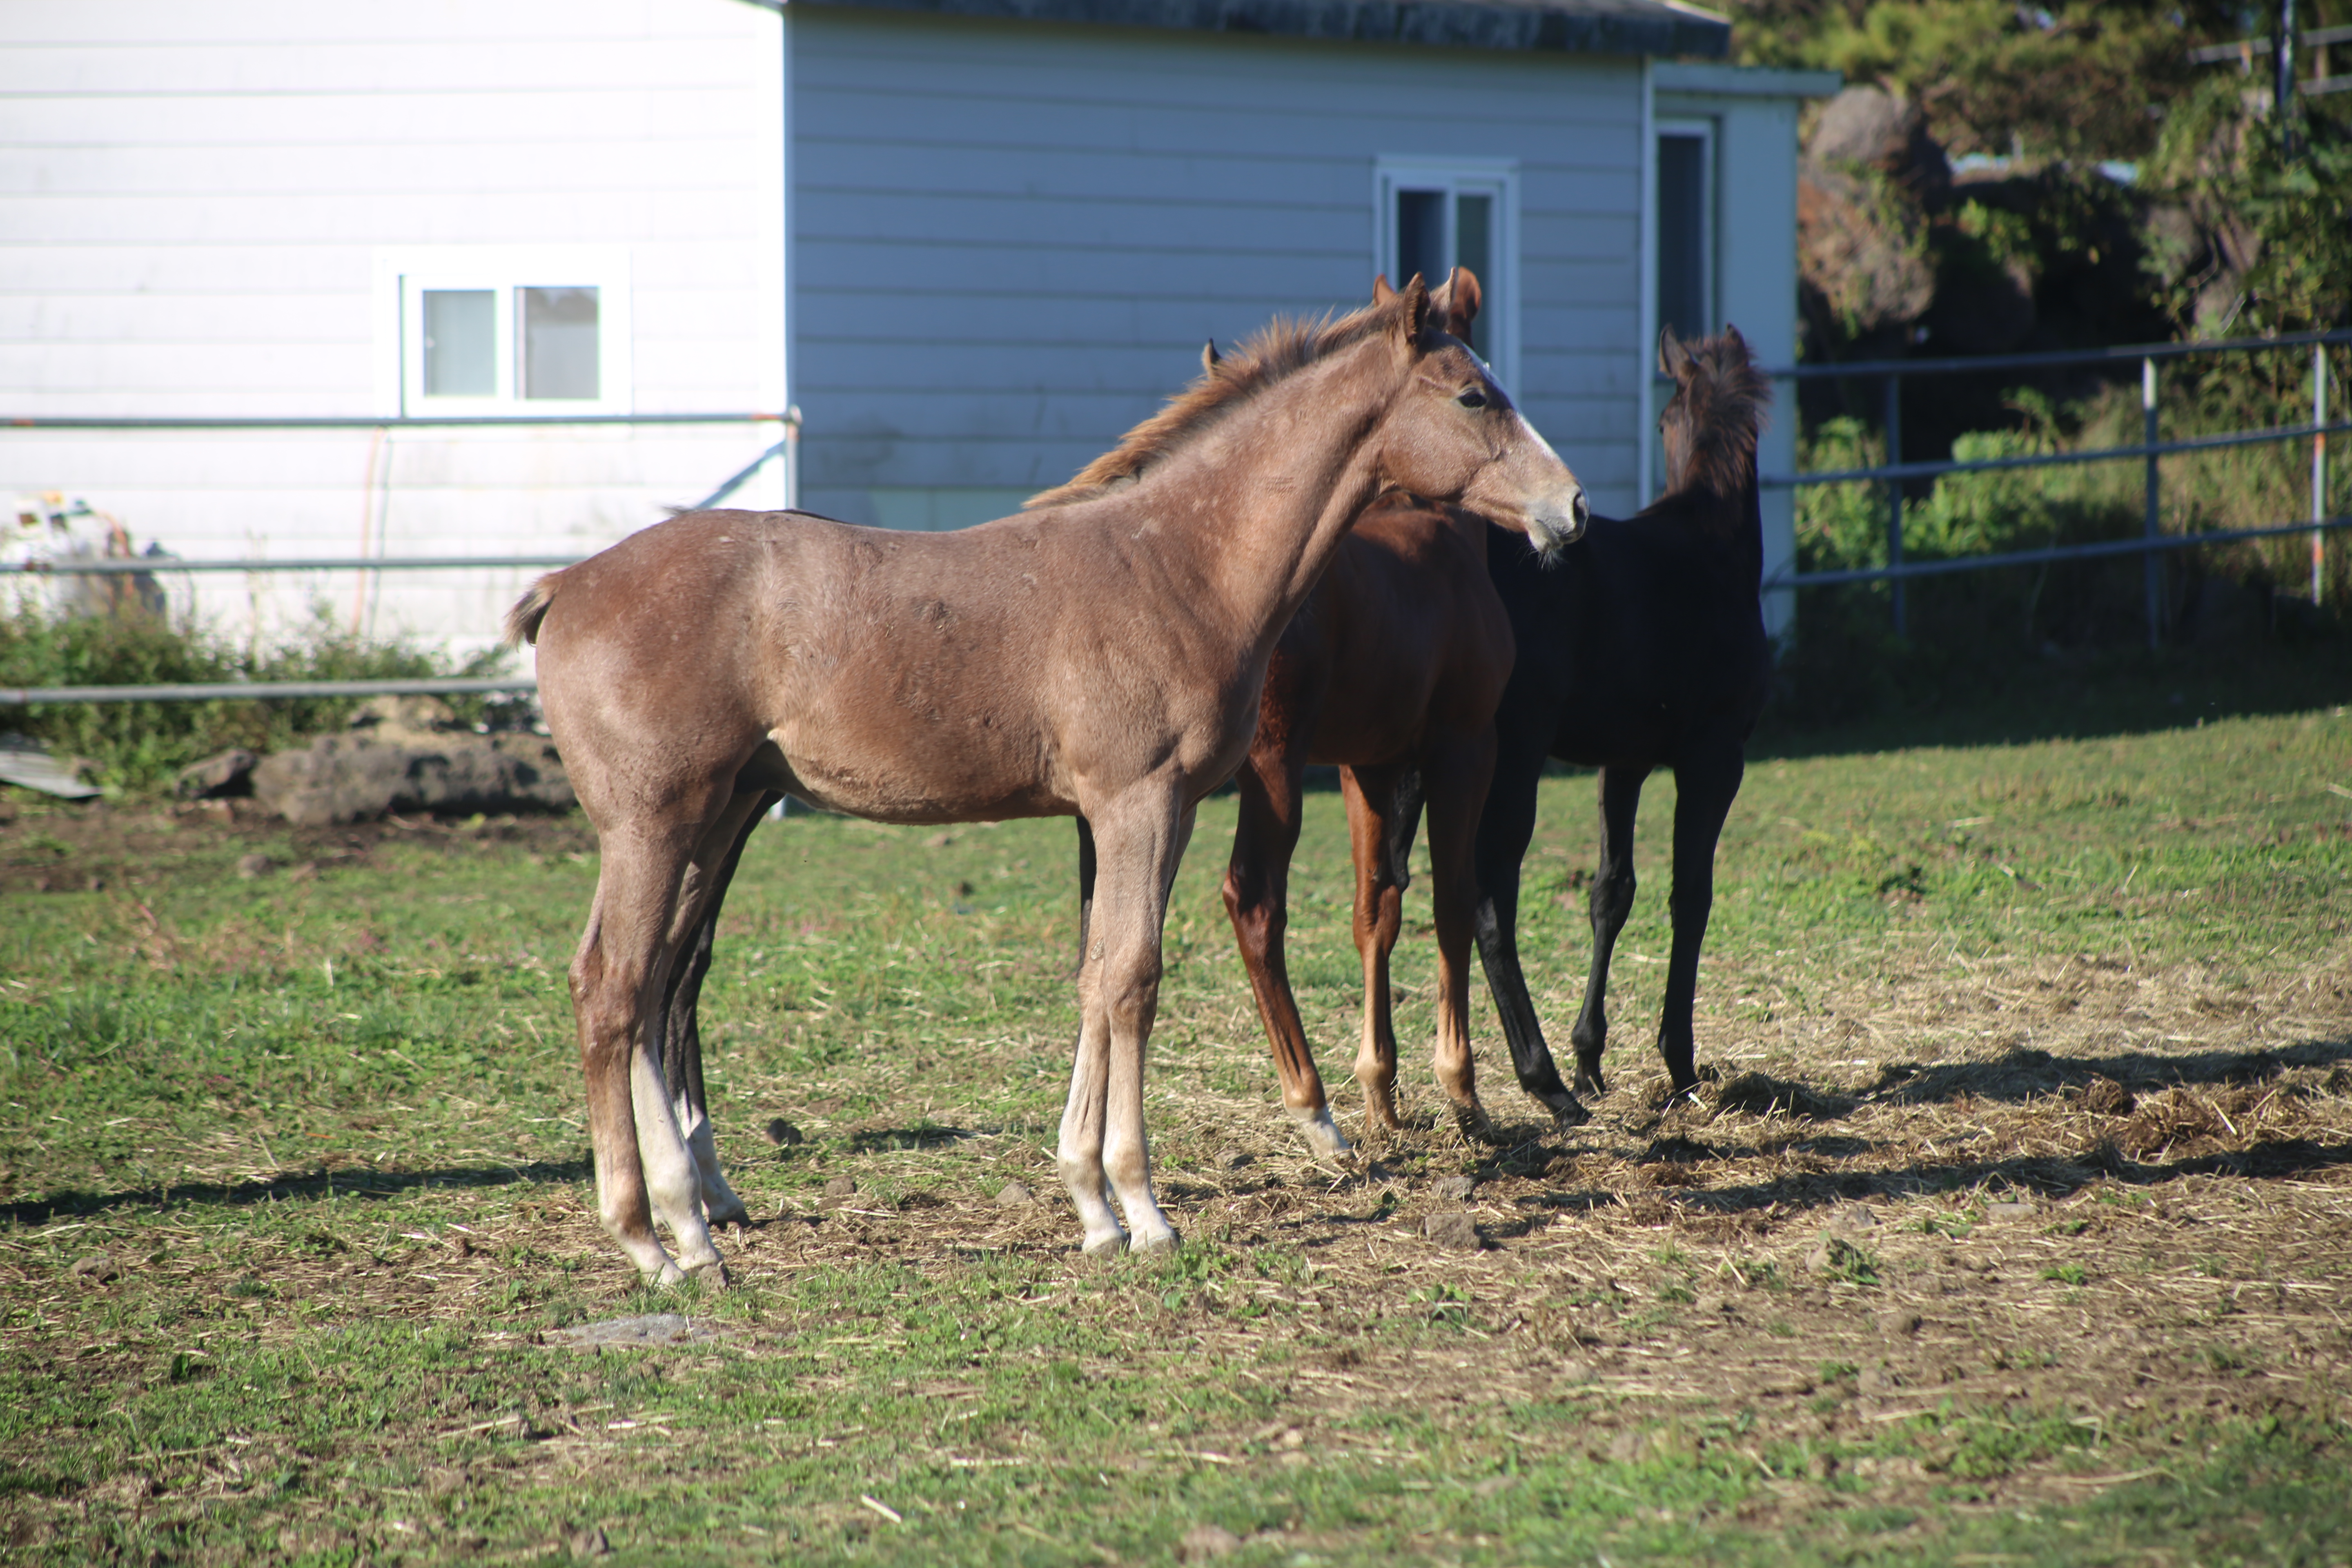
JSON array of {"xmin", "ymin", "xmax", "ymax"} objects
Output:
[{"xmin": 792, "ymin": 0, "xmax": 1732, "ymax": 60}]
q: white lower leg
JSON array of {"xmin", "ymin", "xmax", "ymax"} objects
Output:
[
  {"xmin": 675, "ymin": 1091, "xmax": 748, "ymax": 1225},
  {"xmin": 1287, "ymin": 1103, "xmax": 1351, "ymax": 1159},
  {"xmin": 1058, "ymin": 1035, "xmax": 1125, "ymax": 1255},
  {"xmin": 599, "ymin": 1183, "xmax": 687, "ymax": 1287},
  {"xmin": 633, "ymin": 1053, "xmax": 726, "ymax": 1277},
  {"xmin": 1104, "ymin": 1129, "xmax": 1176, "ymax": 1252}
]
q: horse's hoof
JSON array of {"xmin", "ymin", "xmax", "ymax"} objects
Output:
[
  {"xmin": 1291, "ymin": 1107, "xmax": 1351, "ymax": 1161},
  {"xmin": 704, "ymin": 1199, "xmax": 751, "ymax": 1228},
  {"xmin": 1131, "ymin": 1229, "xmax": 1180, "ymax": 1255},
  {"xmin": 1450, "ymin": 1102, "xmax": 1505, "ymax": 1146},
  {"xmin": 683, "ymin": 1259, "xmax": 733, "ymax": 1290},
  {"xmin": 646, "ymin": 1259, "xmax": 689, "ymax": 1288},
  {"xmin": 1542, "ymin": 1091, "xmax": 1593, "ymax": 1129},
  {"xmin": 1573, "ymin": 1058, "xmax": 1608, "ymax": 1098},
  {"xmin": 1080, "ymin": 1229, "xmax": 1128, "ymax": 1258}
]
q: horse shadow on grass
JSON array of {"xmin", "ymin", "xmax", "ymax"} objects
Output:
[{"xmin": 0, "ymin": 1157, "xmax": 593, "ymax": 1230}]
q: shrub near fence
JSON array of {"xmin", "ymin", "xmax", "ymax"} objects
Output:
[
  {"xmin": 0, "ymin": 606, "xmax": 513, "ymax": 793},
  {"xmin": 1777, "ymin": 337, "xmax": 2348, "ymax": 725}
]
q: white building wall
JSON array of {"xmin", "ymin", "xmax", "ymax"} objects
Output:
[
  {"xmin": 0, "ymin": 0, "xmax": 786, "ymax": 660},
  {"xmin": 789, "ymin": 9, "xmax": 1646, "ymax": 528}
]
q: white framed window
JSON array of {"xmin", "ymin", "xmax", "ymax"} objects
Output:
[
  {"xmin": 378, "ymin": 247, "xmax": 633, "ymax": 416},
  {"xmin": 1373, "ymin": 157, "xmax": 1519, "ymax": 392},
  {"xmin": 1654, "ymin": 120, "xmax": 1716, "ymax": 344}
]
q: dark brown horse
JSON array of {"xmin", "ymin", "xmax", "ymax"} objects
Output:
[
  {"xmin": 1473, "ymin": 326, "xmax": 1772, "ymax": 1114},
  {"xmin": 1209, "ymin": 270, "xmax": 1530, "ymax": 1154},
  {"xmin": 507, "ymin": 278, "xmax": 1588, "ymax": 1284}
]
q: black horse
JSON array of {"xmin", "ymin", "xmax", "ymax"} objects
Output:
[{"xmin": 1471, "ymin": 326, "xmax": 1773, "ymax": 1120}]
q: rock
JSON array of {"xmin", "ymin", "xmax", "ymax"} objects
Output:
[
  {"xmin": 249, "ymin": 732, "xmax": 572, "ymax": 826},
  {"xmin": 545, "ymin": 1314, "xmax": 717, "ymax": 1349},
  {"xmin": 1432, "ymin": 1174, "xmax": 1476, "ymax": 1202},
  {"xmin": 820, "ymin": 1175, "xmax": 858, "ymax": 1209},
  {"xmin": 69, "ymin": 1252, "xmax": 119, "ymax": 1285},
  {"xmin": 173, "ymin": 748, "xmax": 258, "ymax": 800},
  {"xmin": 1809, "ymin": 86, "xmax": 1950, "ymax": 193},
  {"xmin": 1878, "ymin": 1308, "xmax": 1923, "ymax": 1338},
  {"xmin": 1423, "ymin": 1210, "xmax": 1480, "ymax": 1250},
  {"xmin": 567, "ymin": 1524, "xmax": 611, "ymax": 1558},
  {"xmin": 346, "ymin": 694, "xmax": 461, "ymax": 738},
  {"xmin": 1216, "ymin": 1151, "xmax": 1251, "ymax": 1171},
  {"xmin": 1799, "ymin": 164, "xmax": 1936, "ymax": 341},
  {"xmin": 1985, "ymin": 1199, "xmax": 2032, "ymax": 1220},
  {"xmin": 235, "ymin": 852, "xmax": 273, "ymax": 879},
  {"xmin": 994, "ymin": 1181, "xmax": 1036, "ymax": 1207},
  {"xmin": 762, "ymin": 1118, "xmax": 804, "ymax": 1147},
  {"xmin": 1178, "ymin": 1524, "xmax": 1243, "ymax": 1560}
]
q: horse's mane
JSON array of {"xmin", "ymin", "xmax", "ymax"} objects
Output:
[
  {"xmin": 1025, "ymin": 292, "xmax": 1408, "ymax": 509},
  {"xmin": 1663, "ymin": 329, "xmax": 1773, "ymax": 500}
]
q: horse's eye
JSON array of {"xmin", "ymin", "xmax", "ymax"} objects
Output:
[{"xmin": 1457, "ymin": 390, "xmax": 1487, "ymax": 410}]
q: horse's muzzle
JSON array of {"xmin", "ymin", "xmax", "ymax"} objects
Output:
[{"xmin": 1527, "ymin": 483, "xmax": 1589, "ymax": 557}]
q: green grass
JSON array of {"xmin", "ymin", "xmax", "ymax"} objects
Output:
[{"xmin": 4, "ymin": 703, "xmax": 2351, "ymax": 1562}]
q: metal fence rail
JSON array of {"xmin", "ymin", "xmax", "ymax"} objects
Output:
[
  {"xmin": 1, "ymin": 677, "xmax": 539, "ymax": 707},
  {"xmin": 1719, "ymin": 327, "xmax": 2351, "ymax": 643}
]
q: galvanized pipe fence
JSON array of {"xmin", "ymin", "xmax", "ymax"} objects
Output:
[
  {"xmin": 7, "ymin": 329, "xmax": 2348, "ymax": 707},
  {"xmin": 4, "ymin": 408, "xmax": 798, "ymax": 707},
  {"xmin": 1726, "ymin": 327, "xmax": 2352, "ymax": 647}
]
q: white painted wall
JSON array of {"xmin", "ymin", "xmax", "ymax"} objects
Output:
[
  {"xmin": 789, "ymin": 10, "xmax": 1647, "ymax": 527},
  {"xmin": 0, "ymin": 0, "xmax": 786, "ymax": 660}
]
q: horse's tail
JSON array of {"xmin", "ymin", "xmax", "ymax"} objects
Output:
[{"xmin": 502, "ymin": 571, "xmax": 563, "ymax": 648}]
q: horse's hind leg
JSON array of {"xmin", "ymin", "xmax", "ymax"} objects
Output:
[
  {"xmin": 571, "ymin": 826, "xmax": 709, "ymax": 1285},
  {"xmin": 1656, "ymin": 749, "xmax": 1743, "ymax": 1098},
  {"xmin": 1570, "ymin": 764, "xmax": 1651, "ymax": 1098},
  {"xmin": 1221, "ymin": 744, "xmax": 1345, "ymax": 1156},
  {"xmin": 659, "ymin": 792, "xmax": 776, "ymax": 1228},
  {"xmin": 1340, "ymin": 763, "xmax": 1411, "ymax": 1135},
  {"xmin": 1418, "ymin": 730, "xmax": 1509, "ymax": 1145}
]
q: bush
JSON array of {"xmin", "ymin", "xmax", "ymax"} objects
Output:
[{"xmin": 0, "ymin": 604, "xmax": 511, "ymax": 794}]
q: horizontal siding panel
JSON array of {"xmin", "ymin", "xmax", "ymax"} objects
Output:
[
  {"xmin": 797, "ymin": 15, "xmax": 1635, "ymax": 119},
  {"xmin": 8, "ymin": 190, "xmax": 760, "ymax": 246},
  {"xmin": 0, "ymin": 139, "xmax": 758, "ymax": 198},
  {"xmin": 796, "ymin": 84, "xmax": 1637, "ymax": 166},
  {"xmin": 4, "ymin": 1, "xmax": 753, "ymax": 47},
  {"xmin": 797, "ymin": 189, "xmax": 1358, "ymax": 254},
  {"xmin": 0, "ymin": 38, "xmax": 760, "ymax": 96},
  {"xmin": 797, "ymin": 241, "xmax": 1367, "ymax": 302},
  {"xmin": 797, "ymin": 290, "xmax": 1375, "ymax": 347},
  {"xmin": 0, "ymin": 90, "xmax": 763, "ymax": 149}
]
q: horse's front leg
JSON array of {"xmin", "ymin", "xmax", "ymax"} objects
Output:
[
  {"xmin": 1570, "ymin": 764, "xmax": 1650, "ymax": 1098},
  {"xmin": 1059, "ymin": 785, "xmax": 1192, "ymax": 1254},
  {"xmin": 1656, "ymin": 749, "xmax": 1744, "ymax": 1098},
  {"xmin": 1471, "ymin": 728, "xmax": 1585, "ymax": 1125}
]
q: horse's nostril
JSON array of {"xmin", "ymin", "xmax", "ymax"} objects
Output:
[{"xmin": 1572, "ymin": 490, "xmax": 1591, "ymax": 530}]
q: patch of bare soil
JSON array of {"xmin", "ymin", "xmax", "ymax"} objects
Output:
[{"xmin": 0, "ymin": 794, "xmax": 596, "ymax": 895}]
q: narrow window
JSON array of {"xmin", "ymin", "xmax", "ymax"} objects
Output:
[
  {"xmin": 1375, "ymin": 159, "xmax": 1516, "ymax": 383},
  {"xmin": 1655, "ymin": 125, "xmax": 1714, "ymax": 343},
  {"xmin": 422, "ymin": 290, "xmax": 496, "ymax": 397},
  {"xmin": 520, "ymin": 286, "xmax": 600, "ymax": 401}
]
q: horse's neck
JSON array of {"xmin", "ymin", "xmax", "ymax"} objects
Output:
[
  {"xmin": 1128, "ymin": 344, "xmax": 1396, "ymax": 645},
  {"xmin": 1646, "ymin": 466, "xmax": 1762, "ymax": 586}
]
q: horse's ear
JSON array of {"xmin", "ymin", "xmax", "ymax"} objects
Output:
[
  {"xmin": 1432, "ymin": 267, "xmax": 1482, "ymax": 339},
  {"xmin": 1200, "ymin": 339, "xmax": 1220, "ymax": 376},
  {"xmin": 1372, "ymin": 273, "xmax": 1398, "ymax": 306},
  {"xmin": 1394, "ymin": 273, "xmax": 1432, "ymax": 343},
  {"xmin": 1717, "ymin": 323, "xmax": 1750, "ymax": 364},
  {"xmin": 1658, "ymin": 327, "xmax": 1693, "ymax": 379}
]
